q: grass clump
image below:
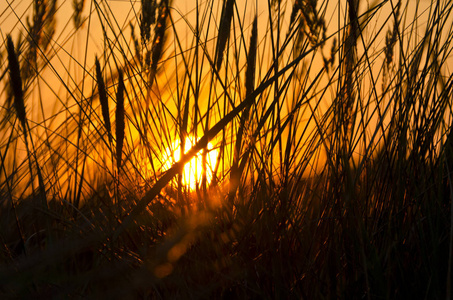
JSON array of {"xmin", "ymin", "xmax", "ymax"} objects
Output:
[{"xmin": 0, "ymin": 0, "xmax": 452, "ymax": 298}]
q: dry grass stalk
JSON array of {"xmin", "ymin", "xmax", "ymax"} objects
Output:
[
  {"xmin": 116, "ymin": 70, "xmax": 125, "ymax": 171},
  {"xmin": 228, "ymin": 16, "xmax": 258, "ymax": 203},
  {"xmin": 245, "ymin": 17, "xmax": 258, "ymax": 99},
  {"xmin": 336, "ymin": 0, "xmax": 359, "ymax": 151},
  {"xmin": 6, "ymin": 35, "xmax": 48, "ymax": 208}
]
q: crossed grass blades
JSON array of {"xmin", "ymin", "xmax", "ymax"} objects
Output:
[{"xmin": 1, "ymin": 0, "xmax": 453, "ymax": 298}]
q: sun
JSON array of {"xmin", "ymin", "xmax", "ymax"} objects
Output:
[{"xmin": 162, "ymin": 136, "xmax": 217, "ymax": 191}]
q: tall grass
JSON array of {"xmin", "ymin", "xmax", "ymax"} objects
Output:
[{"xmin": 1, "ymin": 0, "xmax": 452, "ymax": 298}]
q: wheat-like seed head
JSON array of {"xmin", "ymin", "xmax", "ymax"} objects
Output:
[
  {"xmin": 73, "ymin": 0, "xmax": 86, "ymax": 28},
  {"xmin": 215, "ymin": 0, "xmax": 235, "ymax": 70},
  {"xmin": 95, "ymin": 56, "xmax": 112, "ymax": 144},
  {"xmin": 140, "ymin": 0, "xmax": 157, "ymax": 45},
  {"xmin": 6, "ymin": 35, "xmax": 27, "ymax": 138},
  {"xmin": 150, "ymin": 0, "xmax": 170, "ymax": 81},
  {"xmin": 116, "ymin": 70, "xmax": 125, "ymax": 171}
]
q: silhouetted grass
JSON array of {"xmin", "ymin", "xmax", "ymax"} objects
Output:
[{"xmin": 0, "ymin": 0, "xmax": 452, "ymax": 298}]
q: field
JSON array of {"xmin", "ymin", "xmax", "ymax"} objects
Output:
[{"xmin": 1, "ymin": 0, "xmax": 452, "ymax": 298}]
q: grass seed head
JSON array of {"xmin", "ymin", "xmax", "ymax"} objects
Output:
[
  {"xmin": 95, "ymin": 56, "xmax": 112, "ymax": 143},
  {"xmin": 140, "ymin": 0, "xmax": 157, "ymax": 45},
  {"xmin": 150, "ymin": 0, "xmax": 170, "ymax": 80},
  {"xmin": 215, "ymin": 0, "xmax": 235, "ymax": 70},
  {"xmin": 6, "ymin": 35, "xmax": 27, "ymax": 137},
  {"xmin": 23, "ymin": 0, "xmax": 56, "ymax": 80},
  {"xmin": 73, "ymin": 0, "xmax": 86, "ymax": 28},
  {"xmin": 116, "ymin": 70, "xmax": 125, "ymax": 171},
  {"xmin": 245, "ymin": 16, "xmax": 258, "ymax": 98}
]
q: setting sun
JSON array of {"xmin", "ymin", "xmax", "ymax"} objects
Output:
[{"xmin": 162, "ymin": 136, "xmax": 217, "ymax": 191}]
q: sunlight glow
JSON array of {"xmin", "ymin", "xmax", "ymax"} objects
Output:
[{"xmin": 162, "ymin": 136, "xmax": 217, "ymax": 191}]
